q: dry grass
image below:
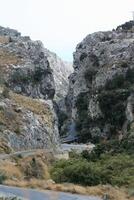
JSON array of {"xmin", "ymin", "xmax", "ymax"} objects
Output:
[
  {"xmin": 0, "ymin": 91, "xmax": 53, "ymax": 137},
  {"xmin": 4, "ymin": 180, "xmax": 131, "ymax": 200},
  {"xmin": 0, "ymin": 152, "xmax": 53, "ymax": 179},
  {"xmin": 10, "ymin": 92, "xmax": 53, "ymax": 127},
  {"xmin": 0, "ymin": 49, "xmax": 23, "ymax": 83},
  {"xmin": 45, "ymin": 184, "xmax": 130, "ymax": 200},
  {"xmin": 0, "ymin": 36, "xmax": 10, "ymax": 44},
  {"xmin": 18, "ymin": 156, "xmax": 50, "ymax": 180},
  {"xmin": 0, "ymin": 103, "xmax": 22, "ymax": 134},
  {"xmin": 0, "ymin": 153, "xmax": 52, "ymax": 181},
  {"xmin": 0, "ymin": 49, "xmax": 22, "ymax": 66},
  {"xmin": 0, "ymin": 161, "xmax": 22, "ymax": 179},
  {"xmin": 0, "ymin": 138, "xmax": 12, "ymax": 154},
  {"xmin": 0, "ymin": 153, "xmax": 132, "ymax": 200},
  {"xmin": 0, "ymin": 49, "xmax": 22, "ymax": 74}
]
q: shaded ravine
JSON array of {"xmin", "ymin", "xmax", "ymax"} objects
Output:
[{"xmin": 0, "ymin": 185, "xmax": 102, "ymax": 200}]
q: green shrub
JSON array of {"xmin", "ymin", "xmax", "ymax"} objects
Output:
[
  {"xmin": 51, "ymin": 138, "xmax": 134, "ymax": 187},
  {"xmin": 105, "ymin": 75, "xmax": 125, "ymax": 90},
  {"xmin": 75, "ymin": 93, "xmax": 92, "ymax": 142},
  {"xmin": 51, "ymin": 153, "xmax": 134, "ymax": 187},
  {"xmin": 84, "ymin": 68, "xmax": 97, "ymax": 82},
  {"xmin": 14, "ymin": 126, "xmax": 21, "ymax": 135},
  {"xmin": 126, "ymin": 68, "xmax": 134, "ymax": 83},
  {"xmin": 51, "ymin": 159, "xmax": 100, "ymax": 185},
  {"xmin": 11, "ymin": 67, "xmax": 52, "ymax": 86},
  {"xmin": 11, "ymin": 70, "xmax": 30, "ymax": 84},
  {"xmin": 0, "ymin": 173, "xmax": 6, "ymax": 184},
  {"xmin": 75, "ymin": 92, "xmax": 89, "ymax": 112},
  {"xmin": 58, "ymin": 111, "xmax": 68, "ymax": 135},
  {"xmin": 2, "ymin": 87, "xmax": 10, "ymax": 98},
  {"xmin": 81, "ymin": 138, "xmax": 134, "ymax": 162},
  {"xmin": 98, "ymin": 90, "xmax": 130, "ymax": 129}
]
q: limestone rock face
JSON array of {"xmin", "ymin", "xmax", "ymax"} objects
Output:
[
  {"xmin": 65, "ymin": 21, "xmax": 134, "ymax": 142},
  {"xmin": 43, "ymin": 48, "xmax": 73, "ymax": 100},
  {"xmin": 0, "ymin": 28, "xmax": 55, "ymax": 99},
  {"xmin": 0, "ymin": 26, "xmax": 60, "ymax": 152},
  {"xmin": 0, "ymin": 90, "xmax": 59, "ymax": 152}
]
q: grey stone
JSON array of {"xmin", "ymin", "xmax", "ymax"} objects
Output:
[{"xmin": 64, "ymin": 21, "xmax": 134, "ymax": 141}]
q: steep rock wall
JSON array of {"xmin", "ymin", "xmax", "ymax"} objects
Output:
[
  {"xmin": 64, "ymin": 21, "xmax": 134, "ymax": 142},
  {"xmin": 0, "ymin": 26, "xmax": 60, "ymax": 152}
]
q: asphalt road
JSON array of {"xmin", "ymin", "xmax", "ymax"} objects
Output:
[
  {"xmin": 0, "ymin": 185, "xmax": 102, "ymax": 200},
  {"xmin": 61, "ymin": 144, "xmax": 95, "ymax": 152}
]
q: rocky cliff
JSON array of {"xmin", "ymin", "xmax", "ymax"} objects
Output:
[
  {"xmin": 63, "ymin": 21, "xmax": 134, "ymax": 142},
  {"xmin": 43, "ymin": 48, "xmax": 73, "ymax": 100},
  {"xmin": 0, "ymin": 26, "xmax": 61, "ymax": 152}
]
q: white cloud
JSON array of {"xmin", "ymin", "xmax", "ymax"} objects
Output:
[{"xmin": 0, "ymin": 0, "xmax": 134, "ymax": 61}]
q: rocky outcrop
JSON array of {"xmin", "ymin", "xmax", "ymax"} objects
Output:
[
  {"xmin": 43, "ymin": 48, "xmax": 73, "ymax": 100},
  {"xmin": 64, "ymin": 21, "xmax": 134, "ymax": 142},
  {"xmin": 0, "ymin": 28, "xmax": 55, "ymax": 99},
  {"xmin": 0, "ymin": 26, "xmax": 60, "ymax": 152},
  {"xmin": 0, "ymin": 88, "xmax": 59, "ymax": 152}
]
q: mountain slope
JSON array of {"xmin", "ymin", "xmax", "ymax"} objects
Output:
[
  {"xmin": 0, "ymin": 26, "xmax": 60, "ymax": 152},
  {"xmin": 64, "ymin": 21, "xmax": 134, "ymax": 142}
]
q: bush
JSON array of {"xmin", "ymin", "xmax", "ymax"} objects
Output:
[
  {"xmin": 11, "ymin": 70, "xmax": 30, "ymax": 84},
  {"xmin": 98, "ymin": 90, "xmax": 130, "ymax": 129},
  {"xmin": 84, "ymin": 68, "xmax": 97, "ymax": 82},
  {"xmin": 11, "ymin": 67, "xmax": 52, "ymax": 86},
  {"xmin": 51, "ymin": 138, "xmax": 134, "ymax": 187},
  {"xmin": 75, "ymin": 93, "xmax": 92, "ymax": 142},
  {"xmin": 81, "ymin": 138, "xmax": 134, "ymax": 162},
  {"xmin": 22, "ymin": 157, "xmax": 48, "ymax": 179},
  {"xmin": 51, "ymin": 152, "xmax": 134, "ymax": 187},
  {"xmin": 51, "ymin": 159, "xmax": 100, "ymax": 185},
  {"xmin": 2, "ymin": 87, "xmax": 10, "ymax": 98},
  {"xmin": 58, "ymin": 111, "xmax": 68, "ymax": 135},
  {"xmin": 105, "ymin": 75, "xmax": 125, "ymax": 90},
  {"xmin": 0, "ymin": 173, "xmax": 6, "ymax": 184},
  {"xmin": 126, "ymin": 68, "xmax": 134, "ymax": 83}
]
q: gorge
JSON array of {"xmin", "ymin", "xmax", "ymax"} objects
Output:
[{"xmin": 0, "ymin": 21, "xmax": 134, "ymax": 200}]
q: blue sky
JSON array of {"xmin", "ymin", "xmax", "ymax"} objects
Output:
[{"xmin": 0, "ymin": 0, "xmax": 134, "ymax": 61}]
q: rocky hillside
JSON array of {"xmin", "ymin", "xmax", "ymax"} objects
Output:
[
  {"xmin": 0, "ymin": 26, "xmax": 61, "ymax": 152},
  {"xmin": 43, "ymin": 48, "xmax": 73, "ymax": 100},
  {"xmin": 63, "ymin": 21, "xmax": 134, "ymax": 142}
]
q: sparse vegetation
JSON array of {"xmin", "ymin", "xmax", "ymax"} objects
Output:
[
  {"xmin": 11, "ymin": 67, "xmax": 52, "ymax": 85},
  {"xmin": 0, "ymin": 173, "xmax": 6, "ymax": 184},
  {"xmin": 51, "ymin": 138, "xmax": 134, "ymax": 192},
  {"xmin": 105, "ymin": 75, "xmax": 125, "ymax": 90},
  {"xmin": 2, "ymin": 87, "xmax": 10, "ymax": 98},
  {"xmin": 75, "ymin": 92, "xmax": 92, "ymax": 142},
  {"xmin": 84, "ymin": 68, "xmax": 97, "ymax": 82},
  {"xmin": 0, "ymin": 49, "xmax": 22, "ymax": 67},
  {"xmin": 10, "ymin": 92, "xmax": 53, "ymax": 127},
  {"xmin": 0, "ymin": 36, "xmax": 10, "ymax": 44},
  {"xmin": 58, "ymin": 111, "xmax": 68, "ymax": 136},
  {"xmin": 126, "ymin": 68, "xmax": 134, "ymax": 84},
  {"xmin": 0, "ymin": 149, "xmax": 133, "ymax": 200},
  {"xmin": 20, "ymin": 156, "xmax": 50, "ymax": 180},
  {"xmin": 11, "ymin": 70, "xmax": 30, "ymax": 84},
  {"xmin": 98, "ymin": 90, "xmax": 130, "ymax": 130}
]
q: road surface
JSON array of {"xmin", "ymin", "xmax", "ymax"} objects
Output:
[
  {"xmin": 61, "ymin": 144, "xmax": 95, "ymax": 152},
  {"xmin": 0, "ymin": 185, "xmax": 102, "ymax": 200},
  {"xmin": 0, "ymin": 143, "xmax": 95, "ymax": 160}
]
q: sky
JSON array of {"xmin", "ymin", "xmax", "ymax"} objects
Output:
[{"xmin": 0, "ymin": 0, "xmax": 134, "ymax": 61}]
